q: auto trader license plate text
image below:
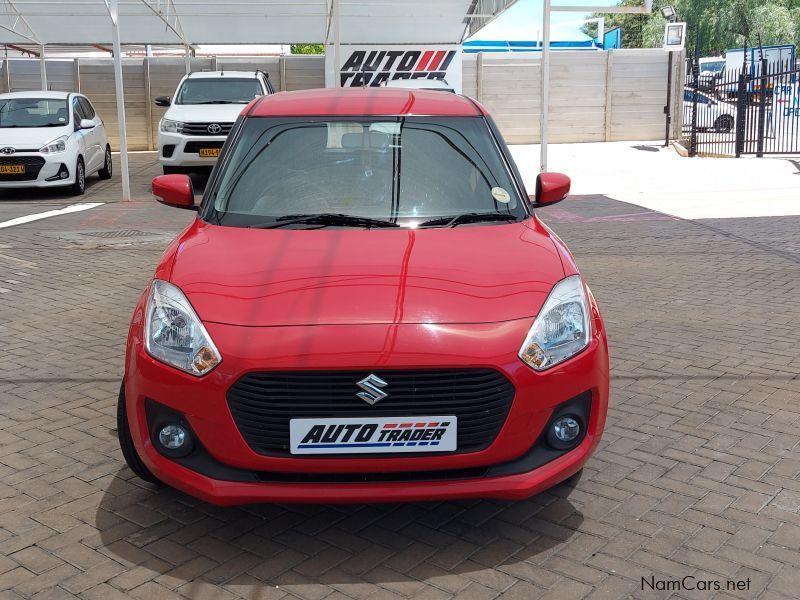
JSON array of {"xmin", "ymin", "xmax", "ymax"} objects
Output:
[
  {"xmin": 290, "ymin": 416, "xmax": 457, "ymax": 454},
  {"xmin": 0, "ymin": 165, "xmax": 25, "ymax": 174},
  {"xmin": 199, "ymin": 148, "xmax": 220, "ymax": 157}
]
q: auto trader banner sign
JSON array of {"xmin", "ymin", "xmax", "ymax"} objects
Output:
[{"xmin": 326, "ymin": 45, "xmax": 462, "ymax": 93}]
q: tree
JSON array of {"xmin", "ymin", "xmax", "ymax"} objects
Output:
[
  {"xmin": 584, "ymin": 0, "xmax": 800, "ymax": 54},
  {"xmin": 290, "ymin": 44, "xmax": 325, "ymax": 55}
]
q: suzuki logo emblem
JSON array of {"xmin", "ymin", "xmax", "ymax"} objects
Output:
[
  {"xmin": 207, "ymin": 123, "xmax": 222, "ymax": 134},
  {"xmin": 0, "ymin": 147, "xmax": 15, "ymax": 155},
  {"xmin": 356, "ymin": 374, "xmax": 388, "ymax": 405}
]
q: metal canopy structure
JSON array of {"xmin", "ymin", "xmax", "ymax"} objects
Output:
[
  {"xmin": 0, "ymin": 0, "xmax": 516, "ymax": 46},
  {"xmin": 0, "ymin": 0, "xmax": 517, "ymax": 200}
]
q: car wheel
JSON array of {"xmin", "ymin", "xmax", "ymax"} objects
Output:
[
  {"xmin": 714, "ymin": 115, "xmax": 734, "ymax": 133},
  {"xmin": 71, "ymin": 158, "xmax": 86, "ymax": 195},
  {"xmin": 117, "ymin": 382, "xmax": 160, "ymax": 485},
  {"xmin": 98, "ymin": 146, "xmax": 113, "ymax": 179}
]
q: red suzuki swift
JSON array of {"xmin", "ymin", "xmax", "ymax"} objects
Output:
[{"xmin": 119, "ymin": 88, "xmax": 609, "ymax": 506}]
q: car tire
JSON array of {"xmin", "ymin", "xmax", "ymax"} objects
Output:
[
  {"xmin": 71, "ymin": 157, "xmax": 86, "ymax": 195},
  {"xmin": 117, "ymin": 382, "xmax": 161, "ymax": 485},
  {"xmin": 98, "ymin": 146, "xmax": 113, "ymax": 179},
  {"xmin": 714, "ymin": 115, "xmax": 734, "ymax": 133}
]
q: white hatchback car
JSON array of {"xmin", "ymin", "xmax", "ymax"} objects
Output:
[
  {"xmin": 156, "ymin": 71, "xmax": 273, "ymax": 174},
  {"xmin": 683, "ymin": 88, "xmax": 736, "ymax": 133},
  {"xmin": 0, "ymin": 91, "xmax": 111, "ymax": 195}
]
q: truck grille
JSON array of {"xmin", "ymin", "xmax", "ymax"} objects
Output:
[
  {"xmin": 182, "ymin": 122, "xmax": 233, "ymax": 136},
  {"xmin": 227, "ymin": 369, "xmax": 515, "ymax": 457}
]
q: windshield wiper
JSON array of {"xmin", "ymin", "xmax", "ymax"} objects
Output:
[
  {"xmin": 418, "ymin": 213, "xmax": 520, "ymax": 228},
  {"xmin": 250, "ymin": 213, "xmax": 401, "ymax": 229},
  {"xmin": 198, "ymin": 100, "xmax": 236, "ymax": 104}
]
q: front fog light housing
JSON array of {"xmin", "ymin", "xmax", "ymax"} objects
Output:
[
  {"xmin": 547, "ymin": 415, "xmax": 583, "ymax": 450},
  {"xmin": 158, "ymin": 424, "xmax": 187, "ymax": 449},
  {"xmin": 145, "ymin": 279, "xmax": 222, "ymax": 376},
  {"xmin": 518, "ymin": 275, "xmax": 591, "ymax": 371}
]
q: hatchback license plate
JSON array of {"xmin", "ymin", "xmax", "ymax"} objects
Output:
[
  {"xmin": 199, "ymin": 148, "xmax": 220, "ymax": 157},
  {"xmin": 0, "ymin": 165, "xmax": 25, "ymax": 174},
  {"xmin": 290, "ymin": 416, "xmax": 457, "ymax": 454}
]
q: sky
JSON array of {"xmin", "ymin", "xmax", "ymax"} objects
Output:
[{"xmin": 470, "ymin": 0, "xmax": 626, "ymax": 42}]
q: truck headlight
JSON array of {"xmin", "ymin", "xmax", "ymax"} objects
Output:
[
  {"xmin": 518, "ymin": 275, "xmax": 591, "ymax": 371},
  {"xmin": 144, "ymin": 280, "xmax": 221, "ymax": 376},
  {"xmin": 160, "ymin": 119, "xmax": 184, "ymax": 133},
  {"xmin": 39, "ymin": 136, "xmax": 68, "ymax": 153}
]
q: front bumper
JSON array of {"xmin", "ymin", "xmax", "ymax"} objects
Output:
[
  {"xmin": 158, "ymin": 131, "xmax": 227, "ymax": 167},
  {"xmin": 0, "ymin": 153, "xmax": 74, "ymax": 188},
  {"xmin": 124, "ymin": 299, "xmax": 609, "ymax": 505}
]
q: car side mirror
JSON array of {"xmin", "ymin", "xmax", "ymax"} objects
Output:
[
  {"xmin": 152, "ymin": 175, "xmax": 196, "ymax": 210},
  {"xmin": 530, "ymin": 172, "xmax": 570, "ymax": 207},
  {"xmin": 154, "ymin": 96, "xmax": 171, "ymax": 107},
  {"xmin": 79, "ymin": 118, "xmax": 96, "ymax": 129}
]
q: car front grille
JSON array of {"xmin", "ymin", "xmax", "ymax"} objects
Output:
[
  {"xmin": 227, "ymin": 369, "xmax": 515, "ymax": 457},
  {"xmin": 182, "ymin": 122, "xmax": 233, "ymax": 136},
  {"xmin": 0, "ymin": 155, "xmax": 46, "ymax": 181}
]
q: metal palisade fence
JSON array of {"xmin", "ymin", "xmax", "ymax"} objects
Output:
[{"xmin": 683, "ymin": 52, "xmax": 800, "ymax": 156}]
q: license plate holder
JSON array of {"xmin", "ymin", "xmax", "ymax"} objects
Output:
[{"xmin": 289, "ymin": 416, "xmax": 457, "ymax": 454}]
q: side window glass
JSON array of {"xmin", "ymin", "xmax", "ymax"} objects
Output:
[
  {"xmin": 79, "ymin": 97, "xmax": 96, "ymax": 119},
  {"xmin": 72, "ymin": 97, "xmax": 86, "ymax": 123}
]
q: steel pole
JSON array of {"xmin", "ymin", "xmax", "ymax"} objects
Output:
[
  {"xmin": 39, "ymin": 45, "xmax": 46, "ymax": 89},
  {"xmin": 663, "ymin": 51, "xmax": 673, "ymax": 146},
  {"xmin": 540, "ymin": 0, "xmax": 551, "ymax": 172},
  {"xmin": 332, "ymin": 0, "xmax": 340, "ymax": 87},
  {"xmin": 110, "ymin": 0, "xmax": 131, "ymax": 201}
]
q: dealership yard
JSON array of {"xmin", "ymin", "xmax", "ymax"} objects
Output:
[{"xmin": 1, "ymin": 148, "xmax": 799, "ymax": 599}]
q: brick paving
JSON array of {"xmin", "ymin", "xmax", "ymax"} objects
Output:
[{"xmin": 0, "ymin": 155, "xmax": 798, "ymax": 599}]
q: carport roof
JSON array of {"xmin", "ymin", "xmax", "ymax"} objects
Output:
[{"xmin": 0, "ymin": 0, "xmax": 518, "ymax": 46}]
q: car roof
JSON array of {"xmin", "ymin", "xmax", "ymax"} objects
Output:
[
  {"xmin": 186, "ymin": 70, "xmax": 262, "ymax": 79},
  {"xmin": 247, "ymin": 88, "xmax": 483, "ymax": 118},
  {"xmin": 0, "ymin": 90, "xmax": 74, "ymax": 99}
]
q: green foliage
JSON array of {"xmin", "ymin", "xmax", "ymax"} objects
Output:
[
  {"xmin": 583, "ymin": 0, "xmax": 800, "ymax": 54},
  {"xmin": 290, "ymin": 44, "xmax": 325, "ymax": 55}
]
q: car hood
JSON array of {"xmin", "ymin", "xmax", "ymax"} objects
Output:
[
  {"xmin": 168, "ymin": 218, "xmax": 566, "ymax": 327},
  {"xmin": 164, "ymin": 103, "xmax": 248, "ymax": 123},
  {"xmin": 0, "ymin": 125, "xmax": 72, "ymax": 148}
]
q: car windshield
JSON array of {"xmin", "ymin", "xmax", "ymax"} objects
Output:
[
  {"xmin": 0, "ymin": 98, "xmax": 68, "ymax": 128},
  {"xmin": 206, "ymin": 116, "xmax": 526, "ymax": 228},
  {"xmin": 175, "ymin": 78, "xmax": 262, "ymax": 104}
]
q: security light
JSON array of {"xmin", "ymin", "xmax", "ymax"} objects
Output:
[{"xmin": 661, "ymin": 6, "xmax": 677, "ymax": 22}]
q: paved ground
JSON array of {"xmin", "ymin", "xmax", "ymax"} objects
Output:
[{"xmin": 0, "ymin": 153, "xmax": 799, "ymax": 599}]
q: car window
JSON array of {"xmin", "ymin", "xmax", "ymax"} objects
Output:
[
  {"xmin": 79, "ymin": 97, "xmax": 95, "ymax": 119},
  {"xmin": 208, "ymin": 116, "xmax": 525, "ymax": 227},
  {"xmin": 175, "ymin": 78, "xmax": 262, "ymax": 104},
  {"xmin": 0, "ymin": 97, "xmax": 68, "ymax": 128},
  {"xmin": 73, "ymin": 96, "xmax": 87, "ymax": 122}
]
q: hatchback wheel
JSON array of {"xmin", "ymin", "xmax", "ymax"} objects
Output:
[
  {"xmin": 98, "ymin": 146, "xmax": 113, "ymax": 179},
  {"xmin": 71, "ymin": 158, "xmax": 85, "ymax": 195},
  {"xmin": 715, "ymin": 115, "xmax": 734, "ymax": 133},
  {"xmin": 117, "ymin": 382, "xmax": 160, "ymax": 484}
]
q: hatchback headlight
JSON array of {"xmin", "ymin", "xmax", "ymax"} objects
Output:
[
  {"xmin": 144, "ymin": 280, "xmax": 221, "ymax": 376},
  {"xmin": 518, "ymin": 275, "xmax": 591, "ymax": 371},
  {"xmin": 39, "ymin": 136, "xmax": 68, "ymax": 154},
  {"xmin": 160, "ymin": 119, "xmax": 184, "ymax": 133}
]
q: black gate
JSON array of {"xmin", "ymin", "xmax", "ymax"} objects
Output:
[{"xmin": 682, "ymin": 53, "xmax": 800, "ymax": 156}]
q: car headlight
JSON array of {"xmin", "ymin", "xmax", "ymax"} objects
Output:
[
  {"xmin": 518, "ymin": 275, "xmax": 591, "ymax": 371},
  {"xmin": 160, "ymin": 119, "xmax": 184, "ymax": 133},
  {"xmin": 39, "ymin": 136, "xmax": 68, "ymax": 154},
  {"xmin": 144, "ymin": 279, "xmax": 221, "ymax": 376}
]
